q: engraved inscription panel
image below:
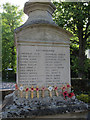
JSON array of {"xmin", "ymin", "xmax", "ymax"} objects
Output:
[{"xmin": 18, "ymin": 45, "xmax": 70, "ymax": 87}]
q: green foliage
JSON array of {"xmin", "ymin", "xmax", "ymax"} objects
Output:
[
  {"xmin": 53, "ymin": 2, "xmax": 90, "ymax": 78},
  {"xmin": 76, "ymin": 94, "xmax": 90, "ymax": 103},
  {"xmin": 1, "ymin": 3, "xmax": 23, "ymax": 81},
  {"xmin": 84, "ymin": 58, "xmax": 90, "ymax": 78}
]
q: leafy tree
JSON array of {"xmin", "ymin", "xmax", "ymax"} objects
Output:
[
  {"xmin": 1, "ymin": 3, "xmax": 23, "ymax": 81},
  {"xmin": 53, "ymin": 2, "xmax": 90, "ymax": 78}
]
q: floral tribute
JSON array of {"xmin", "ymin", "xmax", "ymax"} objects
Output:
[
  {"xmin": 41, "ymin": 87, "xmax": 46, "ymax": 98},
  {"xmin": 19, "ymin": 85, "xmax": 24, "ymax": 98},
  {"xmin": 25, "ymin": 87, "xmax": 29, "ymax": 99},
  {"xmin": 30, "ymin": 86, "xmax": 34, "ymax": 99},
  {"xmin": 31, "ymin": 87, "xmax": 34, "ymax": 91},
  {"xmin": 68, "ymin": 92, "xmax": 75, "ymax": 98},
  {"xmin": 48, "ymin": 86, "xmax": 53, "ymax": 97},
  {"xmin": 54, "ymin": 86, "xmax": 58, "ymax": 97},
  {"xmin": 15, "ymin": 84, "xmax": 18, "ymax": 90},
  {"xmin": 36, "ymin": 87, "xmax": 39, "ymax": 91},
  {"xmin": 35, "ymin": 86, "xmax": 39, "ymax": 98},
  {"xmin": 19, "ymin": 85, "xmax": 24, "ymax": 91},
  {"xmin": 60, "ymin": 84, "xmax": 75, "ymax": 100},
  {"xmin": 15, "ymin": 83, "xmax": 75, "ymax": 99},
  {"xmin": 25, "ymin": 88, "xmax": 29, "ymax": 92}
]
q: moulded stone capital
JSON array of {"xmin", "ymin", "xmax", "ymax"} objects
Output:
[{"xmin": 24, "ymin": 1, "xmax": 56, "ymax": 16}]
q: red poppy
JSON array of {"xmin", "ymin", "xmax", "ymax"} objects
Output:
[
  {"xmin": 54, "ymin": 87, "xmax": 58, "ymax": 90},
  {"xmin": 42, "ymin": 87, "xmax": 45, "ymax": 91},
  {"xmin": 15, "ymin": 84, "xmax": 18, "ymax": 90},
  {"xmin": 61, "ymin": 86, "xmax": 66, "ymax": 90},
  {"xmin": 26, "ymin": 88, "xmax": 29, "ymax": 92},
  {"xmin": 67, "ymin": 84, "xmax": 70, "ymax": 88},
  {"xmin": 68, "ymin": 92, "xmax": 75, "ymax": 98},
  {"xmin": 31, "ymin": 88, "xmax": 34, "ymax": 91},
  {"xmin": 63, "ymin": 91, "xmax": 68, "ymax": 100},
  {"xmin": 36, "ymin": 88, "xmax": 39, "ymax": 91},
  {"xmin": 63, "ymin": 91, "xmax": 68, "ymax": 96}
]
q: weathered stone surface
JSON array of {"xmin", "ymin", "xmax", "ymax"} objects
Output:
[
  {"xmin": 2, "ymin": 93, "xmax": 88, "ymax": 118},
  {"xmin": 15, "ymin": 0, "xmax": 72, "ymax": 88},
  {"xmin": 2, "ymin": 92, "xmax": 14, "ymax": 110}
]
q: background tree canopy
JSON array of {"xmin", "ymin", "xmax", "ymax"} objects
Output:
[
  {"xmin": 1, "ymin": 3, "xmax": 23, "ymax": 81},
  {"xmin": 1, "ymin": 2, "xmax": 90, "ymax": 82},
  {"xmin": 53, "ymin": 2, "xmax": 90, "ymax": 79}
]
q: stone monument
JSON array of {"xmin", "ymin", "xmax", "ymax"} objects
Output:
[
  {"xmin": 15, "ymin": 0, "xmax": 72, "ymax": 88},
  {"xmin": 2, "ymin": 0, "xmax": 88, "ymax": 118}
]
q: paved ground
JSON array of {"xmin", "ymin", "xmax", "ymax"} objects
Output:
[
  {"xmin": 37, "ymin": 111, "xmax": 89, "ymax": 119},
  {"xmin": 0, "ymin": 111, "xmax": 89, "ymax": 120}
]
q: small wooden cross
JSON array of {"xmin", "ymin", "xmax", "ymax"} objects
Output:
[
  {"xmin": 35, "ymin": 86, "xmax": 39, "ymax": 98},
  {"xmin": 48, "ymin": 86, "xmax": 53, "ymax": 97},
  {"xmin": 41, "ymin": 86, "xmax": 46, "ymax": 98},
  {"xmin": 19, "ymin": 84, "xmax": 24, "ymax": 98},
  {"xmin": 25, "ymin": 86, "xmax": 29, "ymax": 99},
  {"xmin": 30, "ymin": 85, "xmax": 34, "ymax": 99},
  {"xmin": 54, "ymin": 86, "xmax": 58, "ymax": 97}
]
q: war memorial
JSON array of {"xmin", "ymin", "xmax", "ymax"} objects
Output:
[{"xmin": 2, "ymin": 0, "xmax": 88, "ymax": 119}]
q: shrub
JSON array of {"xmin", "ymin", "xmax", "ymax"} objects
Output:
[{"xmin": 76, "ymin": 94, "xmax": 90, "ymax": 103}]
